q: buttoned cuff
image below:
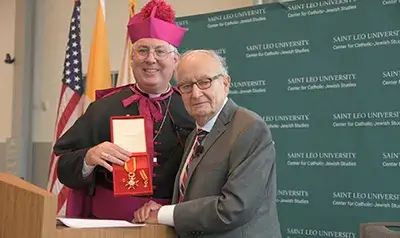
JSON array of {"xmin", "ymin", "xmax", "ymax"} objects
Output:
[
  {"xmin": 82, "ymin": 158, "xmax": 95, "ymax": 178},
  {"xmin": 157, "ymin": 205, "xmax": 175, "ymax": 226}
]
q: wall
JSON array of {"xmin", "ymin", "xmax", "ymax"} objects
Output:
[{"xmin": 0, "ymin": 1, "xmax": 16, "ymax": 172}]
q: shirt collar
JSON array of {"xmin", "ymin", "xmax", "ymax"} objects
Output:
[
  {"xmin": 135, "ymin": 84, "xmax": 171, "ymax": 98},
  {"xmin": 197, "ymin": 97, "xmax": 228, "ymax": 133}
]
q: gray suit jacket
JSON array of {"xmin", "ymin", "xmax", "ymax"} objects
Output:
[{"xmin": 171, "ymin": 99, "xmax": 281, "ymax": 238}]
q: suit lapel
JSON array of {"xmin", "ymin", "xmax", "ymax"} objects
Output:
[{"xmin": 185, "ymin": 99, "xmax": 238, "ymax": 191}]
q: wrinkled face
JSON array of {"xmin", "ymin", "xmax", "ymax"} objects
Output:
[
  {"xmin": 131, "ymin": 38, "xmax": 178, "ymax": 93},
  {"xmin": 176, "ymin": 52, "xmax": 230, "ymax": 125}
]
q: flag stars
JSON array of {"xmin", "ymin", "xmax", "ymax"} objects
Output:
[
  {"xmin": 60, "ymin": 0, "xmax": 83, "ymax": 96},
  {"xmin": 51, "ymin": 0, "xmax": 84, "ymax": 198}
]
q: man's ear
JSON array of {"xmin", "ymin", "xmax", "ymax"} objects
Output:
[
  {"xmin": 223, "ymin": 75, "xmax": 231, "ymax": 87},
  {"xmin": 173, "ymin": 52, "xmax": 180, "ymax": 65}
]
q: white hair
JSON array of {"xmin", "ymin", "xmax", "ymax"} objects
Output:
[
  {"xmin": 174, "ymin": 49, "xmax": 229, "ymax": 81},
  {"xmin": 132, "ymin": 41, "xmax": 178, "ymax": 53},
  {"xmin": 169, "ymin": 44, "xmax": 178, "ymax": 53}
]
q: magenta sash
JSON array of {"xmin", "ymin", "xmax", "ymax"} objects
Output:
[
  {"xmin": 65, "ymin": 188, "xmax": 92, "ymax": 218},
  {"xmin": 91, "ymin": 185, "xmax": 171, "ymax": 221}
]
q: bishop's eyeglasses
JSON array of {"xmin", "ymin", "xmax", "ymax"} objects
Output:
[
  {"xmin": 133, "ymin": 45, "xmax": 175, "ymax": 60},
  {"xmin": 178, "ymin": 74, "xmax": 223, "ymax": 94}
]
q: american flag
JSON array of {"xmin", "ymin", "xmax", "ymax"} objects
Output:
[{"xmin": 47, "ymin": 0, "xmax": 84, "ymax": 215}]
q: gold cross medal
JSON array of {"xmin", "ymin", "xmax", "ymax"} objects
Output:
[{"xmin": 122, "ymin": 157, "xmax": 139, "ymax": 190}]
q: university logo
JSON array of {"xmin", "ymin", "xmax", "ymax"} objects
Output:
[
  {"xmin": 332, "ymin": 111, "xmax": 400, "ymax": 127},
  {"xmin": 382, "ymin": 152, "xmax": 400, "ymax": 168},
  {"xmin": 286, "ymin": 0, "xmax": 357, "ymax": 18},
  {"xmin": 229, "ymin": 80, "xmax": 267, "ymax": 95},
  {"xmin": 286, "ymin": 228, "xmax": 356, "ymax": 237},
  {"xmin": 333, "ymin": 191, "xmax": 400, "ymax": 209},
  {"xmin": 245, "ymin": 40, "xmax": 310, "ymax": 58},
  {"xmin": 382, "ymin": 0, "xmax": 400, "ymax": 6},
  {"xmin": 263, "ymin": 114, "xmax": 310, "ymax": 129},
  {"xmin": 382, "ymin": 69, "xmax": 400, "ymax": 86},
  {"xmin": 175, "ymin": 20, "xmax": 190, "ymax": 30},
  {"xmin": 287, "ymin": 73, "xmax": 357, "ymax": 91},
  {"xmin": 286, "ymin": 152, "xmax": 357, "ymax": 167},
  {"xmin": 277, "ymin": 189, "xmax": 310, "ymax": 205},
  {"xmin": 206, "ymin": 8, "xmax": 267, "ymax": 29},
  {"xmin": 333, "ymin": 30, "xmax": 400, "ymax": 50}
]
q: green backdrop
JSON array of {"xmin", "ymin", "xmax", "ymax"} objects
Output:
[{"xmin": 174, "ymin": 0, "xmax": 400, "ymax": 236}]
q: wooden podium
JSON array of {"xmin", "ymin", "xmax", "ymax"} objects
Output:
[{"xmin": 0, "ymin": 173, "xmax": 176, "ymax": 238}]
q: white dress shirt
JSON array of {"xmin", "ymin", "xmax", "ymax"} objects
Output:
[{"xmin": 157, "ymin": 98, "xmax": 228, "ymax": 226}]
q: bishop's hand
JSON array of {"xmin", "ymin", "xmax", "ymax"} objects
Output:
[{"xmin": 85, "ymin": 141, "xmax": 131, "ymax": 172}]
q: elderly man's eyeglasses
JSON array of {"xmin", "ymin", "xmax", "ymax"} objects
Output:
[
  {"xmin": 178, "ymin": 74, "xmax": 223, "ymax": 94},
  {"xmin": 133, "ymin": 45, "xmax": 174, "ymax": 60}
]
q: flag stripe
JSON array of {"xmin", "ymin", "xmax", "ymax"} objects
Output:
[
  {"xmin": 47, "ymin": 0, "xmax": 85, "ymax": 216},
  {"xmin": 50, "ymin": 87, "xmax": 84, "ymax": 192},
  {"xmin": 55, "ymin": 84, "xmax": 67, "ymax": 126},
  {"xmin": 47, "ymin": 84, "xmax": 67, "ymax": 189},
  {"xmin": 48, "ymin": 0, "xmax": 112, "ymax": 216},
  {"xmin": 56, "ymin": 88, "xmax": 82, "ymax": 138},
  {"xmin": 48, "ymin": 84, "xmax": 78, "ymax": 178}
]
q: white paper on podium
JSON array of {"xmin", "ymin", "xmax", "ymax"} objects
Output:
[
  {"xmin": 57, "ymin": 218, "xmax": 146, "ymax": 228},
  {"xmin": 111, "ymin": 117, "xmax": 146, "ymax": 153}
]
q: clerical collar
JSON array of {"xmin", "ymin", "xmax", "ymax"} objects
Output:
[{"xmin": 135, "ymin": 84, "xmax": 171, "ymax": 98}]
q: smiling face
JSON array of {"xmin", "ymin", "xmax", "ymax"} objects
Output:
[
  {"xmin": 176, "ymin": 51, "xmax": 230, "ymax": 126},
  {"xmin": 131, "ymin": 38, "xmax": 178, "ymax": 94}
]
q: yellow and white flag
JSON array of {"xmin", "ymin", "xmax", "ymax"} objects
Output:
[
  {"xmin": 84, "ymin": 0, "xmax": 112, "ymax": 108},
  {"xmin": 116, "ymin": 0, "xmax": 136, "ymax": 87}
]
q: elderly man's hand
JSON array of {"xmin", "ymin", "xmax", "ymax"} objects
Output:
[{"xmin": 133, "ymin": 201, "xmax": 162, "ymax": 224}]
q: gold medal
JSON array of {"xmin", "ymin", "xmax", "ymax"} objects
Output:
[
  {"xmin": 139, "ymin": 169, "xmax": 148, "ymax": 187},
  {"xmin": 122, "ymin": 157, "xmax": 139, "ymax": 189}
]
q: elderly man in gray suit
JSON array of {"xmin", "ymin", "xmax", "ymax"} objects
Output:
[{"xmin": 134, "ymin": 49, "xmax": 281, "ymax": 238}]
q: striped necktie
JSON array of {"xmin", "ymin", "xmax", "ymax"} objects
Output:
[{"xmin": 178, "ymin": 129, "xmax": 208, "ymax": 202}]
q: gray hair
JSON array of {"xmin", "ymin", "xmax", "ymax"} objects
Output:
[
  {"xmin": 169, "ymin": 44, "xmax": 178, "ymax": 53},
  {"xmin": 174, "ymin": 49, "xmax": 229, "ymax": 81},
  {"xmin": 176, "ymin": 49, "xmax": 228, "ymax": 76},
  {"xmin": 132, "ymin": 41, "xmax": 178, "ymax": 54}
]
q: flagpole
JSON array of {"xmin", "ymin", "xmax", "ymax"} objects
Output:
[{"xmin": 101, "ymin": 0, "xmax": 106, "ymax": 18}]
